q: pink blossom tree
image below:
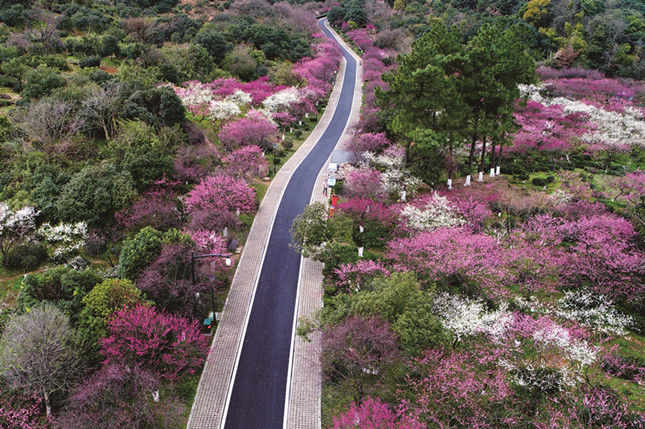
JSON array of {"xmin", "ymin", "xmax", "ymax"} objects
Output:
[
  {"xmin": 345, "ymin": 168, "xmax": 385, "ymax": 200},
  {"xmin": 222, "ymin": 145, "xmax": 269, "ymax": 179},
  {"xmin": 332, "ymin": 397, "xmax": 424, "ymax": 429},
  {"xmin": 334, "ymin": 260, "xmax": 390, "ymax": 292},
  {"xmin": 57, "ymin": 364, "xmax": 185, "ymax": 428},
  {"xmin": 100, "ymin": 305, "xmax": 209, "ymax": 381},
  {"xmin": 387, "ymin": 228, "xmax": 508, "ymax": 297},
  {"xmin": 218, "ymin": 110, "xmax": 278, "ymax": 150},
  {"xmin": 116, "ymin": 183, "xmax": 181, "ymax": 232},
  {"xmin": 185, "ymin": 174, "xmax": 257, "ymax": 232},
  {"xmin": 349, "ymin": 132, "xmax": 390, "ymax": 155},
  {"xmin": 322, "ymin": 316, "xmax": 400, "ymax": 401}
]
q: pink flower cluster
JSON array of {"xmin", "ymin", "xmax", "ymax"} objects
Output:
[
  {"xmin": 332, "ymin": 397, "xmax": 423, "ymax": 429},
  {"xmin": 100, "ymin": 305, "xmax": 210, "ymax": 381},
  {"xmin": 222, "ymin": 145, "xmax": 269, "ymax": 179},
  {"xmin": 218, "ymin": 111, "xmax": 278, "ymax": 150},
  {"xmin": 511, "ymin": 100, "xmax": 596, "ymax": 152},
  {"xmin": 184, "ymin": 174, "xmax": 257, "ymax": 216},
  {"xmin": 292, "ymin": 39, "xmax": 342, "ymax": 100},
  {"xmin": 346, "ymin": 26, "xmax": 391, "ymax": 135},
  {"xmin": 334, "ymin": 259, "xmax": 390, "ymax": 291}
]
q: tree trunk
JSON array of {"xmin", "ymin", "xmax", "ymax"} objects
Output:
[
  {"xmin": 497, "ymin": 141, "xmax": 505, "ymax": 169},
  {"xmin": 467, "ymin": 134, "xmax": 477, "ymax": 172},
  {"xmin": 478, "ymin": 136, "xmax": 487, "ymax": 173},
  {"xmin": 489, "ymin": 138, "xmax": 497, "ymax": 172},
  {"xmin": 43, "ymin": 388, "xmax": 51, "ymax": 417}
]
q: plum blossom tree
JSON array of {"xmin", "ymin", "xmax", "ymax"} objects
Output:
[
  {"xmin": 322, "ymin": 315, "xmax": 400, "ymax": 401},
  {"xmin": 332, "ymin": 397, "xmax": 424, "ymax": 429},
  {"xmin": 116, "ymin": 184, "xmax": 182, "ymax": 232},
  {"xmin": 262, "ymin": 87, "xmax": 300, "ymax": 113},
  {"xmin": 37, "ymin": 221, "xmax": 87, "ymax": 262},
  {"xmin": 185, "ymin": 174, "xmax": 256, "ymax": 232},
  {"xmin": 208, "ymin": 99, "xmax": 241, "ymax": 121},
  {"xmin": 57, "ymin": 364, "xmax": 185, "ymax": 429},
  {"xmin": 0, "ymin": 203, "xmax": 38, "ymax": 258},
  {"xmin": 217, "ymin": 110, "xmax": 278, "ymax": 149},
  {"xmin": 100, "ymin": 305, "xmax": 209, "ymax": 381},
  {"xmin": 334, "ymin": 260, "xmax": 390, "ymax": 292},
  {"xmin": 348, "ymin": 132, "xmax": 390, "ymax": 155},
  {"xmin": 223, "ymin": 145, "xmax": 269, "ymax": 179},
  {"xmin": 401, "ymin": 193, "xmax": 466, "ymax": 231},
  {"xmin": 136, "ymin": 238, "xmax": 220, "ymax": 318},
  {"xmin": 387, "ymin": 228, "xmax": 507, "ymax": 296},
  {"xmin": 173, "ymin": 141, "xmax": 220, "ymax": 183},
  {"xmin": 0, "ymin": 394, "xmax": 45, "ymax": 429},
  {"xmin": 344, "ymin": 168, "xmax": 385, "ymax": 200}
]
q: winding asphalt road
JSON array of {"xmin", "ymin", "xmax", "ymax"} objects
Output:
[{"xmin": 222, "ymin": 19, "xmax": 357, "ymax": 429}]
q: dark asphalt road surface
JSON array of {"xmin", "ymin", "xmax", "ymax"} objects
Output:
[{"xmin": 223, "ymin": 19, "xmax": 357, "ymax": 429}]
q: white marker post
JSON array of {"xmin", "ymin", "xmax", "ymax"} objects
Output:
[
  {"xmin": 478, "ymin": 171, "xmax": 484, "ymax": 182},
  {"xmin": 447, "ymin": 178, "xmax": 452, "ymax": 189},
  {"xmin": 465, "ymin": 175, "xmax": 471, "ymax": 186}
]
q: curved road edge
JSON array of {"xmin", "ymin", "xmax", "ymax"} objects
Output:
[
  {"xmin": 187, "ymin": 19, "xmax": 362, "ymax": 429},
  {"xmin": 284, "ymin": 20, "xmax": 363, "ymax": 429}
]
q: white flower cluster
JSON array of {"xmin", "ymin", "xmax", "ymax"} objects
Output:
[
  {"xmin": 180, "ymin": 82, "xmax": 214, "ymax": 107},
  {"xmin": 209, "ymin": 99, "xmax": 242, "ymax": 121},
  {"xmin": 363, "ymin": 150, "xmax": 405, "ymax": 170},
  {"xmin": 433, "ymin": 293, "xmax": 514, "ymax": 342},
  {"xmin": 512, "ymin": 295, "xmax": 544, "ymax": 313},
  {"xmin": 550, "ymin": 189, "xmax": 574, "ymax": 206},
  {"xmin": 0, "ymin": 203, "xmax": 38, "ymax": 236},
  {"xmin": 501, "ymin": 361, "xmax": 566, "ymax": 392},
  {"xmin": 38, "ymin": 222, "xmax": 87, "ymax": 262},
  {"xmin": 262, "ymin": 87, "xmax": 300, "ymax": 112},
  {"xmin": 363, "ymin": 149, "xmax": 422, "ymax": 197},
  {"xmin": 225, "ymin": 90, "xmax": 253, "ymax": 105},
  {"xmin": 532, "ymin": 324, "xmax": 597, "ymax": 368},
  {"xmin": 519, "ymin": 84, "xmax": 645, "ymax": 148},
  {"xmin": 402, "ymin": 192, "xmax": 466, "ymax": 231},
  {"xmin": 380, "ymin": 169, "xmax": 422, "ymax": 196},
  {"xmin": 556, "ymin": 290, "xmax": 633, "ymax": 336}
]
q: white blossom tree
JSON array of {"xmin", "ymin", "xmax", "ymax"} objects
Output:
[
  {"xmin": 0, "ymin": 203, "xmax": 38, "ymax": 259},
  {"xmin": 401, "ymin": 192, "xmax": 466, "ymax": 231},
  {"xmin": 37, "ymin": 221, "xmax": 88, "ymax": 262}
]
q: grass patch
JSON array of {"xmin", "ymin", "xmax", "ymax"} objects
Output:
[{"xmin": 322, "ymin": 383, "xmax": 355, "ymax": 428}]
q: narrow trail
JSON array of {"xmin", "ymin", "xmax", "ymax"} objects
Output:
[{"xmin": 188, "ymin": 18, "xmax": 360, "ymax": 429}]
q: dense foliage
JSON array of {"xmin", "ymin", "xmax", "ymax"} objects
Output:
[
  {"xmin": 0, "ymin": 0, "xmax": 342, "ymax": 425},
  {"xmin": 297, "ymin": 8, "xmax": 645, "ymax": 428}
]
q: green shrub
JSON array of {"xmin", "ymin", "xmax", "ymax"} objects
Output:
[
  {"xmin": 78, "ymin": 55, "xmax": 101, "ymax": 68},
  {"xmin": 282, "ymin": 139, "xmax": 294, "ymax": 151},
  {"xmin": 77, "ymin": 278, "xmax": 146, "ymax": 359},
  {"xmin": 21, "ymin": 66, "xmax": 66, "ymax": 100},
  {"xmin": 16, "ymin": 266, "xmax": 103, "ymax": 321},
  {"xmin": 2, "ymin": 242, "xmax": 48, "ymax": 271},
  {"xmin": 57, "ymin": 164, "xmax": 137, "ymax": 228},
  {"xmin": 117, "ymin": 226, "xmax": 163, "ymax": 280},
  {"xmin": 531, "ymin": 176, "xmax": 554, "ymax": 187}
]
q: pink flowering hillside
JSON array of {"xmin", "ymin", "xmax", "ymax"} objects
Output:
[{"xmin": 295, "ymin": 15, "xmax": 645, "ymax": 429}]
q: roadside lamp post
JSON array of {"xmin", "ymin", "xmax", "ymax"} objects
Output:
[{"xmin": 191, "ymin": 252, "xmax": 232, "ymax": 330}]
